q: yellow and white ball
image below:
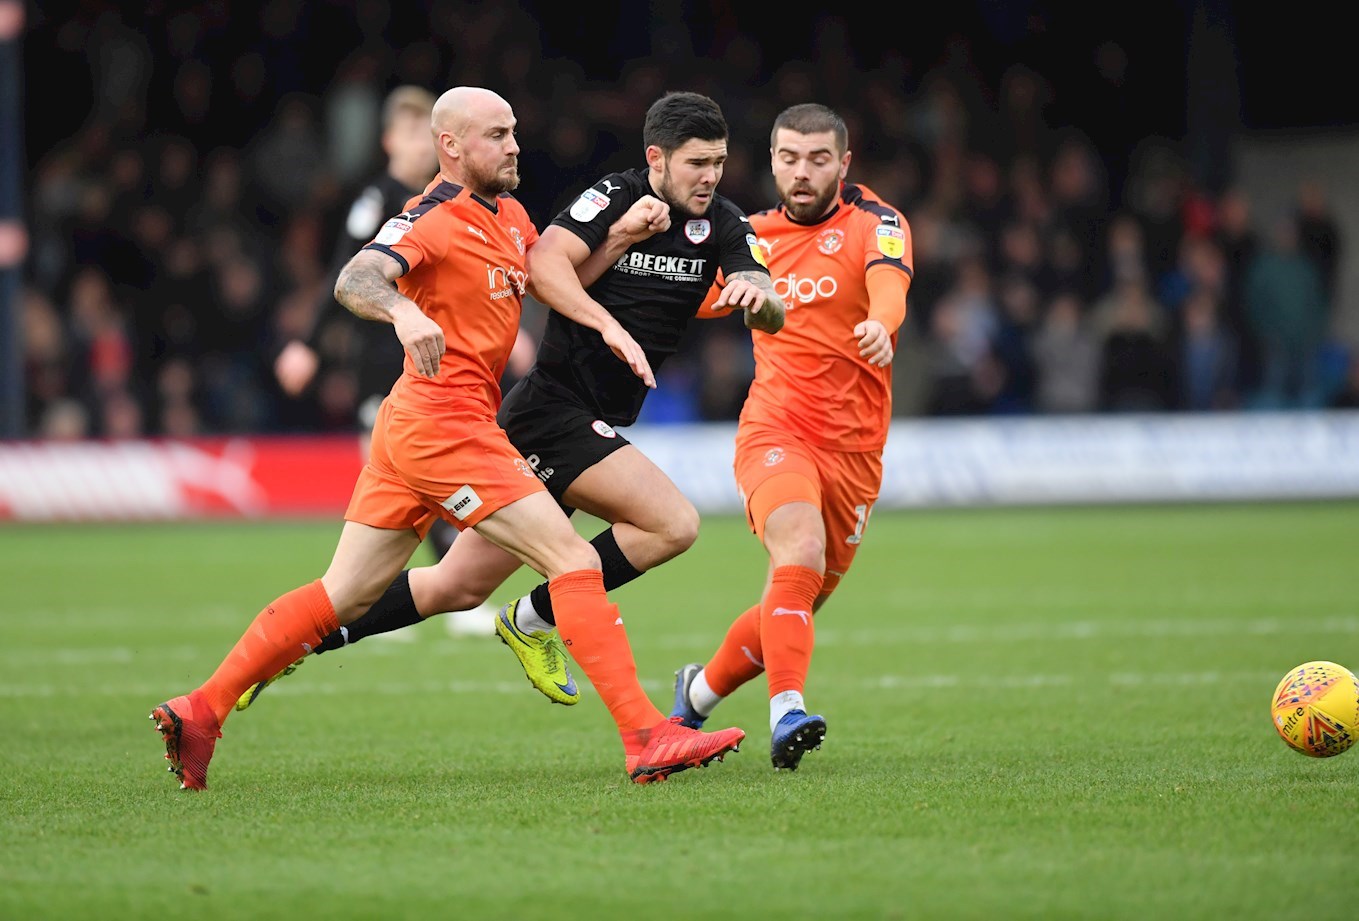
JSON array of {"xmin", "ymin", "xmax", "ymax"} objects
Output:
[{"xmin": 1271, "ymin": 661, "xmax": 1359, "ymax": 758}]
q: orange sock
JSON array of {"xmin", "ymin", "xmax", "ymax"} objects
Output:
[
  {"xmin": 702, "ymin": 604, "xmax": 766, "ymax": 696},
  {"xmin": 198, "ymin": 579, "xmax": 339, "ymax": 725},
  {"xmin": 761, "ymin": 566, "xmax": 823, "ymax": 697},
  {"xmin": 550, "ymin": 569, "xmax": 664, "ymax": 731}
]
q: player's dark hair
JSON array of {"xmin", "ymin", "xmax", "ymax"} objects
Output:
[
  {"xmin": 771, "ymin": 103, "xmax": 849, "ymax": 154},
  {"xmin": 643, "ymin": 91, "xmax": 728, "ymax": 154}
]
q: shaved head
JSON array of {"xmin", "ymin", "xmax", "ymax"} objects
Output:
[
  {"xmin": 432, "ymin": 86, "xmax": 511, "ymax": 139},
  {"xmin": 430, "ymin": 86, "xmax": 521, "ymax": 198}
]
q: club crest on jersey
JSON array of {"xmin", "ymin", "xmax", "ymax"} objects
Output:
[
  {"xmin": 876, "ymin": 224, "xmax": 906, "ymax": 259},
  {"xmin": 513, "ymin": 458, "xmax": 534, "ymax": 478},
  {"xmin": 817, "ymin": 229, "xmax": 844, "ymax": 255},
  {"xmin": 592, "ymin": 420, "xmax": 617, "ymax": 439},
  {"xmin": 764, "ymin": 448, "xmax": 785, "ymax": 467},
  {"xmin": 375, "ymin": 217, "xmax": 413, "ymax": 245},
  {"xmin": 570, "ymin": 188, "xmax": 610, "ymax": 221},
  {"xmin": 685, "ymin": 219, "xmax": 711, "ymax": 244},
  {"xmin": 745, "ymin": 233, "xmax": 768, "ymax": 267},
  {"xmin": 509, "ymin": 226, "xmax": 525, "ymax": 254}
]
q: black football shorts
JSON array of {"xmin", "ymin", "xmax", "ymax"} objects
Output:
[{"xmin": 497, "ymin": 374, "xmax": 632, "ymax": 507}]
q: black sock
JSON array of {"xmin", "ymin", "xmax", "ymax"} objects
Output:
[
  {"xmin": 528, "ymin": 526, "xmax": 644, "ymax": 626},
  {"xmin": 314, "ymin": 569, "xmax": 423, "ymax": 654}
]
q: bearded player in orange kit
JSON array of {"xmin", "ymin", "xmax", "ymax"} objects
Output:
[{"xmin": 670, "ymin": 103, "xmax": 912, "ymax": 770}]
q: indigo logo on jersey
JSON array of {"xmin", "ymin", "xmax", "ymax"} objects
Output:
[
  {"xmin": 685, "ymin": 219, "xmax": 711, "ymax": 243},
  {"xmin": 592, "ymin": 420, "xmax": 617, "ymax": 439},
  {"xmin": 486, "ymin": 263, "xmax": 528, "ymax": 298},
  {"xmin": 773, "ymin": 273, "xmax": 838, "ymax": 305}
]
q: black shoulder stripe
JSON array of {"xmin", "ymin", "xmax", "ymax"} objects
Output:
[
  {"xmin": 362, "ymin": 243, "xmax": 410, "ymax": 275},
  {"xmin": 843, "ymin": 185, "xmax": 900, "ymax": 225},
  {"xmin": 401, "ymin": 181, "xmax": 462, "ymax": 219},
  {"xmin": 866, "ymin": 255, "xmax": 912, "ymax": 277}
]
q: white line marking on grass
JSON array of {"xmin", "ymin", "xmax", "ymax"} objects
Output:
[{"xmin": 6, "ymin": 614, "xmax": 1357, "ymax": 667}]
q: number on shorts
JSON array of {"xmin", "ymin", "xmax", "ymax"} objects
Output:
[{"xmin": 846, "ymin": 503, "xmax": 868, "ymax": 545}]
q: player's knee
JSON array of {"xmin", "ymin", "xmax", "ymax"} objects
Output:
[
  {"xmin": 557, "ymin": 538, "xmax": 601, "ymax": 576},
  {"xmin": 426, "ymin": 578, "xmax": 490, "ymax": 613},
  {"xmin": 660, "ymin": 498, "xmax": 700, "ymax": 555},
  {"xmin": 770, "ymin": 532, "xmax": 826, "ymax": 572}
]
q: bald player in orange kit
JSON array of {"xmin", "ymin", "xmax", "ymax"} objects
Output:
[
  {"xmin": 149, "ymin": 86, "xmax": 745, "ymax": 790},
  {"xmin": 670, "ymin": 103, "xmax": 912, "ymax": 771}
]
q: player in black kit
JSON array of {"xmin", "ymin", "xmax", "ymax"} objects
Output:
[{"xmin": 235, "ymin": 91, "xmax": 785, "ymax": 709}]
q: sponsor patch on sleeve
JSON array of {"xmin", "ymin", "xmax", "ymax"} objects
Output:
[
  {"xmin": 875, "ymin": 225, "xmax": 906, "ymax": 259},
  {"xmin": 746, "ymin": 233, "xmax": 767, "ymax": 267},
  {"xmin": 569, "ymin": 189, "xmax": 611, "ymax": 222},
  {"xmin": 375, "ymin": 218, "xmax": 413, "ymax": 245}
]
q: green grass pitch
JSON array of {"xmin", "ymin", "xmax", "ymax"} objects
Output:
[{"xmin": 2, "ymin": 502, "xmax": 1357, "ymax": 920}]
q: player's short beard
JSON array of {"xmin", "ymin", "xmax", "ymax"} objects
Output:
[
  {"xmin": 656, "ymin": 170, "xmax": 709, "ymax": 221},
  {"xmin": 465, "ymin": 158, "xmax": 520, "ymax": 198},
  {"xmin": 780, "ymin": 180, "xmax": 837, "ymax": 223}
]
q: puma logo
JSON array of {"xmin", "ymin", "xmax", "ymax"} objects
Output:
[{"xmin": 772, "ymin": 607, "xmax": 809, "ymax": 625}]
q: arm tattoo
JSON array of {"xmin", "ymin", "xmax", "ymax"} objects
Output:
[
  {"xmin": 729, "ymin": 270, "xmax": 786, "ymax": 333},
  {"xmin": 334, "ymin": 250, "xmax": 403, "ymax": 323}
]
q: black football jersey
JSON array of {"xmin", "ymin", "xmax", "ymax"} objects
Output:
[
  {"xmin": 307, "ymin": 172, "xmax": 422, "ymax": 403},
  {"xmin": 531, "ymin": 167, "xmax": 768, "ymax": 425}
]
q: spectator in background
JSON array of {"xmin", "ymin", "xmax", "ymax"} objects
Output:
[
  {"xmin": 989, "ymin": 272, "xmax": 1040, "ymax": 413},
  {"xmin": 1213, "ymin": 185, "xmax": 1261, "ymax": 396},
  {"xmin": 1031, "ymin": 291, "xmax": 1099, "ymax": 414},
  {"xmin": 1245, "ymin": 214, "xmax": 1329, "ymax": 409},
  {"xmin": 22, "ymin": 287, "xmax": 71, "ymax": 432},
  {"xmin": 1175, "ymin": 290, "xmax": 1238, "ymax": 411},
  {"xmin": 925, "ymin": 254, "xmax": 1001, "ymax": 415},
  {"xmin": 1096, "ymin": 273, "xmax": 1176, "ymax": 412},
  {"xmin": 1294, "ymin": 179, "xmax": 1342, "ymax": 311}
]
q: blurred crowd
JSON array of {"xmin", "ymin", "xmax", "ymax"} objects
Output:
[{"xmin": 19, "ymin": 4, "xmax": 1356, "ymax": 440}]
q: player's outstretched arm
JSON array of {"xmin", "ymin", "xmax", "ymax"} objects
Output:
[
  {"xmin": 334, "ymin": 249, "xmax": 444, "ymax": 378},
  {"xmin": 712, "ymin": 270, "xmax": 786, "ymax": 334}
]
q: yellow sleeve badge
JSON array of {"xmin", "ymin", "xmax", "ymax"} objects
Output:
[
  {"xmin": 875, "ymin": 225, "xmax": 905, "ymax": 260},
  {"xmin": 746, "ymin": 233, "xmax": 768, "ymax": 268}
]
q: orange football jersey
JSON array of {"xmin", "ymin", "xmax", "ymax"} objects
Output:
[
  {"xmin": 741, "ymin": 183, "xmax": 912, "ymax": 450},
  {"xmin": 363, "ymin": 179, "xmax": 538, "ymax": 414}
]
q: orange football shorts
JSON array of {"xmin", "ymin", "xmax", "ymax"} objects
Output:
[
  {"xmin": 733, "ymin": 421, "xmax": 883, "ymax": 596},
  {"xmin": 345, "ymin": 397, "xmax": 545, "ymax": 538}
]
